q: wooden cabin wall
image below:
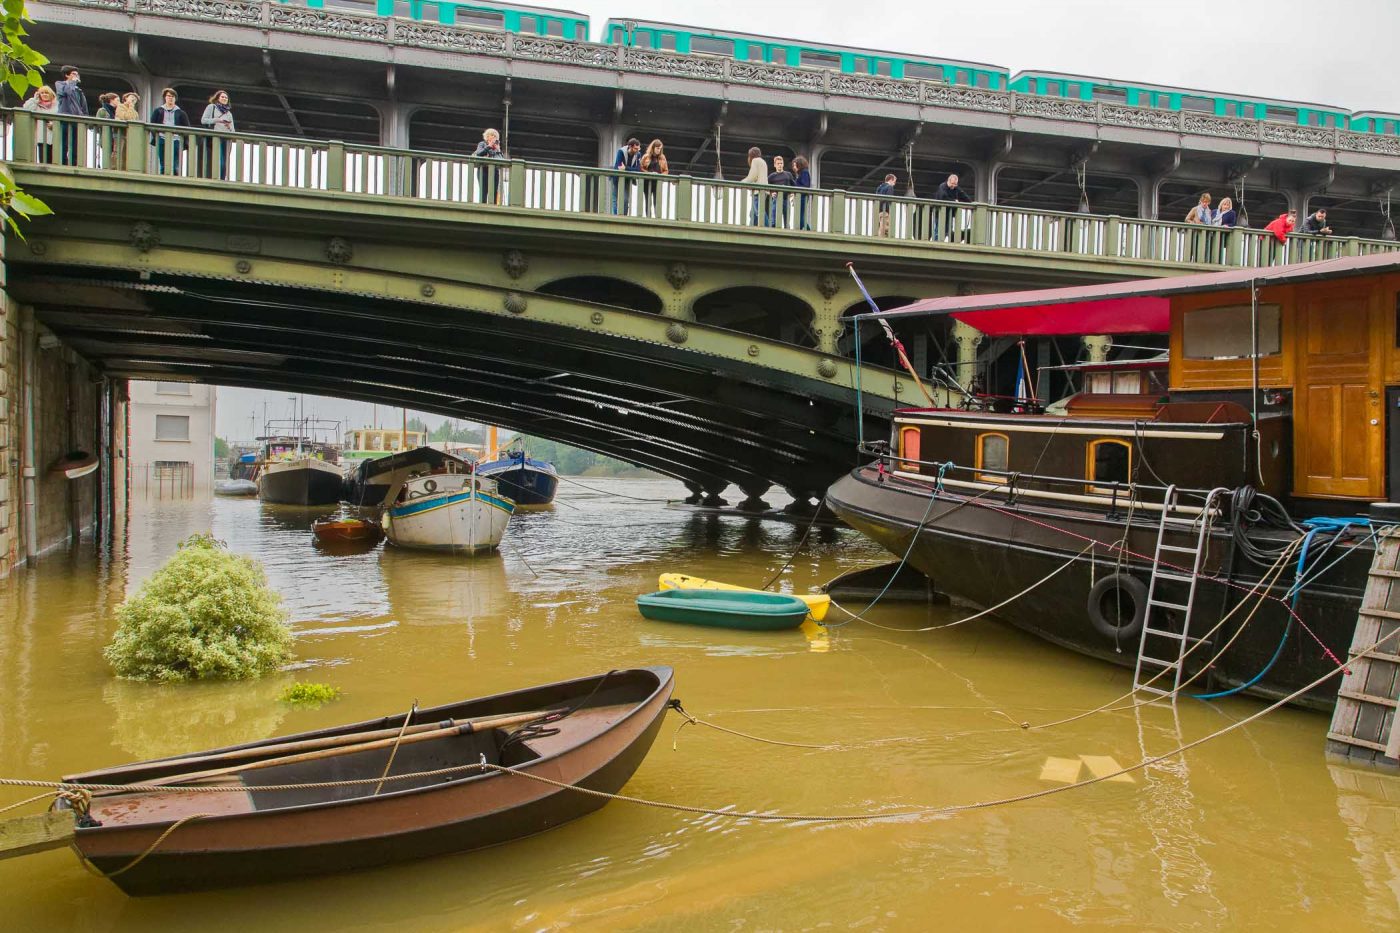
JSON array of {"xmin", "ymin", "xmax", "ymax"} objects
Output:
[{"xmin": 1169, "ymin": 274, "xmax": 1400, "ymax": 501}]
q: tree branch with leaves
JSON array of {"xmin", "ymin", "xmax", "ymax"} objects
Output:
[{"xmin": 0, "ymin": 0, "xmax": 52, "ymax": 235}]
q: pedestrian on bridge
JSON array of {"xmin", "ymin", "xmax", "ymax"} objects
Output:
[
  {"xmin": 640, "ymin": 138, "xmax": 668, "ymax": 218},
  {"xmin": 1301, "ymin": 208, "xmax": 1333, "ymax": 236},
  {"xmin": 931, "ymin": 173, "xmax": 972, "ymax": 242},
  {"xmin": 472, "ymin": 128, "xmax": 506, "ymax": 203},
  {"xmin": 876, "ymin": 173, "xmax": 897, "ymax": 237},
  {"xmin": 199, "ymin": 90, "xmax": 235, "ymax": 181},
  {"xmin": 768, "ymin": 155, "xmax": 794, "ymax": 228},
  {"xmin": 21, "ymin": 86, "xmax": 58, "ymax": 164},
  {"xmin": 741, "ymin": 146, "xmax": 768, "ymax": 226},
  {"xmin": 611, "ymin": 137, "xmax": 641, "ymax": 215},
  {"xmin": 1264, "ymin": 209, "xmax": 1297, "ymax": 264},
  {"xmin": 792, "ymin": 155, "xmax": 812, "ymax": 230},
  {"xmin": 54, "ymin": 65, "xmax": 87, "ymax": 167},
  {"xmin": 112, "ymin": 92, "xmax": 140, "ymax": 170},
  {"xmin": 150, "ymin": 88, "xmax": 191, "ymax": 176}
]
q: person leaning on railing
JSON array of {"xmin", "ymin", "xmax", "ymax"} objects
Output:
[
  {"xmin": 199, "ymin": 90, "xmax": 235, "ymax": 181},
  {"xmin": 149, "ymin": 88, "xmax": 191, "ymax": 176},
  {"xmin": 472, "ymin": 128, "xmax": 506, "ymax": 204},
  {"xmin": 639, "ymin": 138, "xmax": 668, "ymax": 218},
  {"xmin": 931, "ymin": 174, "xmax": 972, "ymax": 242},
  {"xmin": 21, "ymin": 85, "xmax": 58, "ymax": 163}
]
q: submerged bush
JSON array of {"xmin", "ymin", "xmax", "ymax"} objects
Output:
[
  {"xmin": 279, "ymin": 682, "xmax": 341, "ymax": 706},
  {"xmin": 104, "ymin": 534, "xmax": 294, "ymax": 681}
]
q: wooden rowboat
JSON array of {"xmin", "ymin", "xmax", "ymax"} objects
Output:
[
  {"xmin": 59, "ymin": 667, "xmax": 674, "ymax": 895},
  {"xmin": 312, "ymin": 517, "xmax": 386, "ymax": 548},
  {"xmin": 637, "ymin": 589, "xmax": 810, "ymax": 631},
  {"xmin": 658, "ymin": 572, "xmax": 830, "ymax": 622}
]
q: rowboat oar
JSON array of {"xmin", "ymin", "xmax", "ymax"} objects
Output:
[{"xmin": 107, "ymin": 710, "xmax": 560, "ymax": 791}]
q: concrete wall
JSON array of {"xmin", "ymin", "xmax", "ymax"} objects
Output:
[
  {"xmin": 0, "ymin": 248, "xmax": 119, "ymax": 576},
  {"xmin": 127, "ymin": 381, "xmax": 217, "ymax": 495}
]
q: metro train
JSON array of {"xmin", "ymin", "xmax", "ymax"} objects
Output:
[{"xmin": 290, "ymin": 1, "xmax": 1400, "ymax": 137}]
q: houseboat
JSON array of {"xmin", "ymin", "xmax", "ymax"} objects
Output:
[
  {"xmin": 383, "ymin": 465, "xmax": 516, "ymax": 554},
  {"xmin": 826, "ymin": 253, "xmax": 1400, "ymax": 712},
  {"xmin": 256, "ymin": 420, "xmax": 343, "ymax": 506},
  {"xmin": 475, "ymin": 447, "xmax": 559, "ymax": 510}
]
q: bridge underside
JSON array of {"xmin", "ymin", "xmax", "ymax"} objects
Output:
[{"xmin": 7, "ymin": 265, "xmax": 883, "ymax": 503}]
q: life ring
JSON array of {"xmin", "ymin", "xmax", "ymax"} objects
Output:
[
  {"xmin": 1086, "ymin": 573, "xmax": 1148, "ymax": 643},
  {"xmin": 423, "ymin": 479, "xmax": 438, "ymax": 494}
]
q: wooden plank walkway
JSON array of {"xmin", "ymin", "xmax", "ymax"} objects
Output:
[{"xmin": 1326, "ymin": 528, "xmax": 1400, "ymax": 770}]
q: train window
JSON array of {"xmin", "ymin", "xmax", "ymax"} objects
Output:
[
  {"xmin": 692, "ymin": 36, "xmax": 735, "ymax": 55},
  {"xmin": 658, "ymin": 33, "xmax": 677, "ymax": 50},
  {"xmin": 1263, "ymin": 106, "xmax": 1298, "ymax": 123},
  {"xmin": 904, "ymin": 63, "xmax": 943, "ymax": 81},
  {"xmin": 976, "ymin": 433, "xmax": 1009, "ymax": 481},
  {"xmin": 854, "ymin": 55, "xmax": 868, "ymax": 71},
  {"xmin": 519, "ymin": 14, "xmax": 537, "ymax": 33},
  {"xmin": 799, "ymin": 49, "xmax": 841, "ymax": 69},
  {"xmin": 1181, "ymin": 95, "xmax": 1213, "ymax": 112},
  {"xmin": 457, "ymin": 8, "xmax": 503, "ymax": 28},
  {"xmin": 545, "ymin": 20, "xmax": 564, "ymax": 37},
  {"xmin": 632, "ymin": 31, "xmax": 652, "ymax": 48},
  {"xmin": 1086, "ymin": 440, "xmax": 1131, "ymax": 491},
  {"xmin": 875, "ymin": 60, "xmax": 893, "ymax": 76},
  {"xmin": 973, "ymin": 72, "xmax": 990, "ymax": 88},
  {"xmin": 1182, "ymin": 303, "xmax": 1282, "ymax": 359},
  {"xmin": 1095, "ymin": 86, "xmax": 1128, "ymax": 105}
]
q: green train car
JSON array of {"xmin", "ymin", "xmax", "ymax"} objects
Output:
[
  {"xmin": 1009, "ymin": 71, "xmax": 1349, "ymax": 128},
  {"xmin": 601, "ymin": 18, "xmax": 1010, "ymax": 89},
  {"xmin": 297, "ymin": 0, "xmax": 589, "ymax": 38},
  {"xmin": 1351, "ymin": 111, "xmax": 1400, "ymax": 135}
]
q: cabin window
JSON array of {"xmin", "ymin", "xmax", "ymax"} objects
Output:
[
  {"xmin": 1113, "ymin": 371, "xmax": 1142, "ymax": 394},
  {"xmin": 800, "ymin": 49, "xmax": 841, "ymax": 69},
  {"xmin": 1086, "ymin": 439, "xmax": 1131, "ymax": 491},
  {"xmin": 905, "ymin": 62, "xmax": 943, "ymax": 81},
  {"xmin": 899, "ymin": 426, "xmax": 922, "ymax": 471},
  {"xmin": 1146, "ymin": 370, "xmax": 1168, "ymax": 396},
  {"xmin": 1086, "ymin": 372, "xmax": 1113, "ymax": 394},
  {"xmin": 976, "ymin": 432, "xmax": 1009, "ymax": 481},
  {"xmin": 1182, "ymin": 303, "xmax": 1282, "ymax": 359},
  {"xmin": 155, "ymin": 414, "xmax": 190, "ymax": 442},
  {"xmin": 692, "ymin": 36, "xmax": 734, "ymax": 55}
]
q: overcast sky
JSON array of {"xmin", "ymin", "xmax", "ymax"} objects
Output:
[
  {"xmin": 584, "ymin": 0, "xmax": 1400, "ymax": 112},
  {"xmin": 214, "ymin": 387, "xmax": 474, "ymax": 444},
  {"xmin": 215, "ymin": 0, "xmax": 1398, "ymax": 431}
]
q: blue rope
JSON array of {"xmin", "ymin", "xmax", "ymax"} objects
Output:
[{"xmin": 1192, "ymin": 516, "xmax": 1369, "ymax": 701}]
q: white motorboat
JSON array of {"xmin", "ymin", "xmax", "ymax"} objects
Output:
[{"xmin": 383, "ymin": 471, "xmax": 515, "ymax": 554}]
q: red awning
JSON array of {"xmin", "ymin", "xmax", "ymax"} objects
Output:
[
  {"xmin": 947, "ymin": 296, "xmax": 1169, "ymax": 336},
  {"xmin": 872, "ymin": 253, "xmax": 1400, "ymax": 336}
]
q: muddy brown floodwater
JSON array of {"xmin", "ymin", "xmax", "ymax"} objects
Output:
[{"xmin": 2, "ymin": 477, "xmax": 1398, "ymax": 930}]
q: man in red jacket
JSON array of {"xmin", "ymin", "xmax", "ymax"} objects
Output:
[{"xmin": 1264, "ymin": 210, "xmax": 1297, "ymax": 242}]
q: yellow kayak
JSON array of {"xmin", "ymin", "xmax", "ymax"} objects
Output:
[{"xmin": 657, "ymin": 573, "xmax": 830, "ymax": 622}]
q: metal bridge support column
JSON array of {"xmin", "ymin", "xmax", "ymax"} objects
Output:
[
  {"xmin": 1082, "ymin": 335, "xmax": 1113, "ymax": 362},
  {"xmin": 952, "ymin": 319, "xmax": 984, "ymax": 391},
  {"xmin": 737, "ymin": 483, "xmax": 771, "ymax": 513},
  {"xmin": 701, "ymin": 482, "xmax": 729, "ymax": 508},
  {"xmin": 683, "ymin": 482, "xmax": 704, "ymax": 505},
  {"xmin": 783, "ymin": 488, "xmax": 818, "ymax": 516}
]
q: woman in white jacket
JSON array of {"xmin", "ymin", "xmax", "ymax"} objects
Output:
[
  {"xmin": 741, "ymin": 146, "xmax": 768, "ymax": 226},
  {"xmin": 199, "ymin": 89, "xmax": 235, "ymax": 180},
  {"xmin": 22, "ymin": 86, "xmax": 59, "ymax": 162}
]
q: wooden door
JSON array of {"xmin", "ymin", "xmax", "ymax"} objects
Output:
[{"xmin": 1293, "ymin": 288, "xmax": 1384, "ymax": 499}]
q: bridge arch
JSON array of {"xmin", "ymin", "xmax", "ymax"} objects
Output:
[
  {"xmin": 836, "ymin": 296, "xmax": 926, "ymax": 369},
  {"xmin": 536, "ymin": 276, "xmax": 663, "ymax": 314},
  {"xmin": 690, "ymin": 287, "xmax": 817, "ymax": 348}
]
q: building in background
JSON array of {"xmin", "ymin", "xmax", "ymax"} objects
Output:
[{"xmin": 127, "ymin": 381, "xmax": 217, "ymax": 498}]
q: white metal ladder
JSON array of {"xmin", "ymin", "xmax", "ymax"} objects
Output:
[{"xmin": 1133, "ymin": 486, "xmax": 1229, "ymax": 702}]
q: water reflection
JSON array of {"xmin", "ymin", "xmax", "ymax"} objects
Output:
[
  {"xmin": 1329, "ymin": 764, "xmax": 1400, "ymax": 925},
  {"xmin": 103, "ymin": 678, "xmax": 289, "ymax": 762},
  {"xmin": 378, "ymin": 546, "xmax": 511, "ymax": 627}
]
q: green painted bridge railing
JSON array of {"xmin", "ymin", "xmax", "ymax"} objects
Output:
[{"xmin": 6, "ymin": 110, "xmax": 1399, "ymax": 270}]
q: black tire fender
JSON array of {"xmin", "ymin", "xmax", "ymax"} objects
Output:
[{"xmin": 1086, "ymin": 573, "xmax": 1148, "ymax": 642}]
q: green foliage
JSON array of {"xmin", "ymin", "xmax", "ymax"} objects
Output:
[
  {"xmin": 104, "ymin": 534, "xmax": 294, "ymax": 682},
  {"xmin": 430, "ymin": 420, "xmax": 484, "ymax": 444},
  {"xmin": 502, "ymin": 434, "xmax": 656, "ymax": 477},
  {"xmin": 214, "ymin": 436, "xmax": 231, "ymax": 459},
  {"xmin": 0, "ymin": 0, "xmax": 52, "ymax": 238},
  {"xmin": 279, "ymin": 682, "xmax": 341, "ymax": 706}
]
